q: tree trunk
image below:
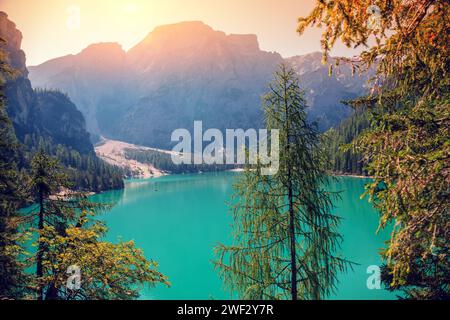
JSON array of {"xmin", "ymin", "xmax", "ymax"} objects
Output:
[
  {"xmin": 283, "ymin": 71, "xmax": 297, "ymax": 300},
  {"xmin": 36, "ymin": 192, "xmax": 44, "ymax": 300},
  {"xmin": 45, "ymin": 283, "xmax": 59, "ymax": 300},
  {"xmin": 288, "ymin": 174, "xmax": 297, "ymax": 300}
]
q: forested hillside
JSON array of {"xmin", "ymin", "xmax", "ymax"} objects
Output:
[
  {"xmin": 0, "ymin": 12, "xmax": 123, "ymax": 192},
  {"xmin": 322, "ymin": 110, "xmax": 369, "ymax": 176},
  {"xmin": 124, "ymin": 148, "xmax": 236, "ymax": 174},
  {"xmin": 299, "ymin": 0, "xmax": 449, "ymax": 299}
]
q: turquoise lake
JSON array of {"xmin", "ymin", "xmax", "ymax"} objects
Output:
[{"xmin": 90, "ymin": 172, "xmax": 397, "ymax": 300}]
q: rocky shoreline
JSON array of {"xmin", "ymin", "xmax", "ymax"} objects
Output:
[{"xmin": 95, "ymin": 138, "xmax": 170, "ymax": 179}]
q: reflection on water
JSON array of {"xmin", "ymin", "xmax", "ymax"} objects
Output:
[{"xmin": 91, "ymin": 172, "xmax": 396, "ymax": 300}]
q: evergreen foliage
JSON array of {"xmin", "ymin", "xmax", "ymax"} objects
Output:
[
  {"xmin": 2, "ymin": 39, "xmax": 164, "ymax": 299},
  {"xmin": 125, "ymin": 148, "xmax": 237, "ymax": 174},
  {"xmin": 322, "ymin": 110, "xmax": 369, "ymax": 175},
  {"xmin": 299, "ymin": 0, "xmax": 449, "ymax": 299},
  {"xmin": 23, "ymin": 134, "xmax": 124, "ymax": 192},
  {"xmin": 0, "ymin": 39, "xmax": 26, "ymax": 298},
  {"xmin": 28, "ymin": 150, "xmax": 169, "ymax": 300},
  {"xmin": 215, "ymin": 65, "xmax": 351, "ymax": 300}
]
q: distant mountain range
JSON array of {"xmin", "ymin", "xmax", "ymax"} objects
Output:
[{"xmin": 28, "ymin": 21, "xmax": 372, "ymax": 149}]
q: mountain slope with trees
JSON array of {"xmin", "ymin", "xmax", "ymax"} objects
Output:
[
  {"xmin": 322, "ymin": 109, "xmax": 369, "ymax": 176},
  {"xmin": 299, "ymin": 0, "xmax": 449, "ymax": 299},
  {"xmin": 1, "ymin": 12, "xmax": 167, "ymax": 300},
  {"xmin": 0, "ymin": 12, "xmax": 123, "ymax": 192}
]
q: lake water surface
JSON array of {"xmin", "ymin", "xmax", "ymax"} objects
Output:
[{"xmin": 90, "ymin": 172, "xmax": 396, "ymax": 300}]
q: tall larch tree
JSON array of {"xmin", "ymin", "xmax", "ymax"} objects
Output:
[{"xmin": 215, "ymin": 64, "xmax": 350, "ymax": 300}]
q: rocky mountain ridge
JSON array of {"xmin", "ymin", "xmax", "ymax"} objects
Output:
[{"xmin": 28, "ymin": 21, "xmax": 371, "ymax": 149}]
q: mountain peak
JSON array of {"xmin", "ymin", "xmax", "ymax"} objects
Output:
[
  {"xmin": 72, "ymin": 42, "xmax": 126, "ymax": 72},
  {"xmin": 79, "ymin": 42, "xmax": 125, "ymax": 60},
  {"xmin": 81, "ymin": 42, "xmax": 124, "ymax": 54},
  {"xmin": 145, "ymin": 21, "xmax": 216, "ymax": 42},
  {"xmin": 126, "ymin": 21, "xmax": 268, "ymax": 71},
  {"xmin": 128, "ymin": 21, "xmax": 221, "ymax": 55},
  {"xmin": 150, "ymin": 21, "xmax": 213, "ymax": 35}
]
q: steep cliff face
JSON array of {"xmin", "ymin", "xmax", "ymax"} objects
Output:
[
  {"xmin": 0, "ymin": 11, "xmax": 123, "ymax": 192},
  {"xmin": 0, "ymin": 11, "xmax": 26, "ymax": 74},
  {"xmin": 35, "ymin": 90, "xmax": 93, "ymax": 154},
  {"xmin": 0, "ymin": 11, "xmax": 37, "ymax": 141},
  {"xmin": 0, "ymin": 11, "xmax": 93, "ymax": 154}
]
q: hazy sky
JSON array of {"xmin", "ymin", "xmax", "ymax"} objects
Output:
[{"xmin": 1, "ymin": 0, "xmax": 362, "ymax": 66}]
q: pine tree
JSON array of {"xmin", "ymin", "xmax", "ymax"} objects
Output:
[
  {"xmin": 29, "ymin": 149, "xmax": 69, "ymax": 300},
  {"xmin": 298, "ymin": 0, "xmax": 449, "ymax": 299},
  {"xmin": 0, "ymin": 38, "xmax": 26, "ymax": 299},
  {"xmin": 215, "ymin": 64, "xmax": 350, "ymax": 300},
  {"xmin": 28, "ymin": 150, "xmax": 168, "ymax": 300},
  {"xmin": 322, "ymin": 109, "xmax": 369, "ymax": 175}
]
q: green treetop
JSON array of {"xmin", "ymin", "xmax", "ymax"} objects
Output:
[
  {"xmin": 215, "ymin": 64, "xmax": 351, "ymax": 300},
  {"xmin": 28, "ymin": 150, "xmax": 169, "ymax": 300},
  {"xmin": 298, "ymin": 0, "xmax": 449, "ymax": 299}
]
